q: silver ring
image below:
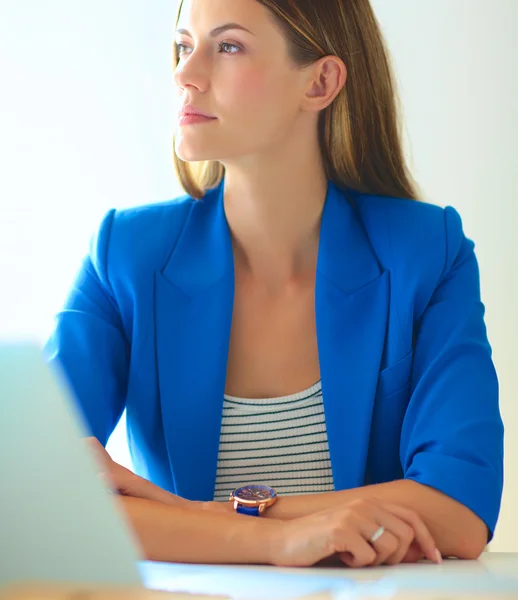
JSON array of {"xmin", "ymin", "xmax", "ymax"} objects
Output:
[{"xmin": 369, "ymin": 526, "xmax": 385, "ymax": 544}]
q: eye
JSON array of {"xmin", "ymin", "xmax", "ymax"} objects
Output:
[
  {"xmin": 218, "ymin": 42, "xmax": 242, "ymax": 54},
  {"xmin": 174, "ymin": 43, "xmax": 187, "ymax": 57},
  {"xmin": 174, "ymin": 41, "xmax": 242, "ymax": 58},
  {"xmin": 175, "ymin": 42, "xmax": 190, "ymax": 57}
]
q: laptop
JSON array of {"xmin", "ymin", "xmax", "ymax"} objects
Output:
[{"xmin": 0, "ymin": 342, "xmax": 144, "ymax": 588}]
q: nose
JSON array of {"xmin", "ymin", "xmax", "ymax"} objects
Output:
[{"xmin": 174, "ymin": 50, "xmax": 210, "ymax": 93}]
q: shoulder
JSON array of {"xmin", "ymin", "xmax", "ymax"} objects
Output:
[
  {"xmin": 351, "ymin": 190, "xmax": 470, "ymax": 281},
  {"xmin": 88, "ymin": 190, "xmax": 207, "ymax": 289}
]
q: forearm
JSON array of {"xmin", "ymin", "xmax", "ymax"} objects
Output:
[
  {"xmin": 118, "ymin": 496, "xmax": 279, "ymax": 564},
  {"xmin": 265, "ymin": 480, "xmax": 487, "ymax": 559},
  {"xmin": 129, "ymin": 478, "xmax": 191, "ymax": 508}
]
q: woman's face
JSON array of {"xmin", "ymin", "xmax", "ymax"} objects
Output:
[{"xmin": 173, "ymin": 0, "xmax": 312, "ymax": 165}]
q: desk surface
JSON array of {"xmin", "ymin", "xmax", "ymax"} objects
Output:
[{"xmin": 4, "ymin": 553, "xmax": 518, "ymax": 600}]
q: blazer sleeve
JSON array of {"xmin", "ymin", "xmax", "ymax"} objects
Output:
[
  {"xmin": 44, "ymin": 209, "xmax": 129, "ymax": 446},
  {"xmin": 401, "ymin": 206, "xmax": 504, "ymax": 540}
]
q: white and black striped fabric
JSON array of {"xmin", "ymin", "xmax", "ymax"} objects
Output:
[{"xmin": 213, "ymin": 380, "xmax": 335, "ymax": 501}]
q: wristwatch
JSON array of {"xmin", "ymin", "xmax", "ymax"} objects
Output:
[{"xmin": 229, "ymin": 484, "xmax": 278, "ymax": 516}]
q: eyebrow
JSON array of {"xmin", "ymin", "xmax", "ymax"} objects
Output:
[{"xmin": 175, "ymin": 23, "xmax": 255, "ymax": 38}]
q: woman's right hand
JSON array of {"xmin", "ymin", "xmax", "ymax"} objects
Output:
[
  {"xmin": 85, "ymin": 437, "xmax": 192, "ymax": 508},
  {"xmin": 271, "ymin": 497, "xmax": 441, "ymax": 568}
]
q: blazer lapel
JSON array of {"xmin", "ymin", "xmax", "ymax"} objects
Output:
[
  {"xmin": 155, "ymin": 182, "xmax": 234, "ymax": 501},
  {"xmin": 316, "ymin": 182, "xmax": 389, "ymax": 491},
  {"xmin": 154, "ymin": 179, "xmax": 389, "ymax": 500}
]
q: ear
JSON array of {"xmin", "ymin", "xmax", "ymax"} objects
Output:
[{"xmin": 301, "ymin": 56, "xmax": 347, "ymax": 113}]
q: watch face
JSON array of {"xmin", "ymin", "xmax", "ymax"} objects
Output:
[{"xmin": 235, "ymin": 485, "xmax": 276, "ymax": 502}]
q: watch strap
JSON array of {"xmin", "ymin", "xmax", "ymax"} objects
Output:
[{"xmin": 236, "ymin": 504, "xmax": 260, "ymax": 517}]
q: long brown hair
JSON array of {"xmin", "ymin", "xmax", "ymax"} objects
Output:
[{"xmin": 172, "ymin": 0, "xmax": 420, "ymax": 201}]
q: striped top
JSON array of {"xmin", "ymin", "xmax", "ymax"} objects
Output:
[{"xmin": 213, "ymin": 380, "xmax": 335, "ymax": 501}]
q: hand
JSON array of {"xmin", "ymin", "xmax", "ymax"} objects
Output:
[
  {"xmin": 85, "ymin": 438, "xmax": 237, "ymax": 514},
  {"xmin": 271, "ymin": 497, "xmax": 440, "ymax": 568},
  {"xmin": 85, "ymin": 437, "xmax": 142, "ymax": 496},
  {"xmin": 84, "ymin": 437, "xmax": 190, "ymax": 508}
]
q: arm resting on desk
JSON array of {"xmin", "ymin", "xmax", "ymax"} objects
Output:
[
  {"xmin": 118, "ymin": 496, "xmax": 278, "ymax": 564},
  {"xmin": 261, "ymin": 479, "xmax": 488, "ymax": 560},
  {"xmin": 259, "ymin": 209, "xmax": 502, "ymax": 561}
]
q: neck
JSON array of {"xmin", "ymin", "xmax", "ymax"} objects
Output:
[{"xmin": 222, "ymin": 147, "xmax": 328, "ymax": 291}]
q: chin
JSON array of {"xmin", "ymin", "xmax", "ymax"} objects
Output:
[{"xmin": 174, "ymin": 139, "xmax": 220, "ymax": 163}]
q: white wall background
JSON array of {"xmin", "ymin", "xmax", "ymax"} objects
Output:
[{"xmin": 0, "ymin": 1, "xmax": 516, "ymax": 550}]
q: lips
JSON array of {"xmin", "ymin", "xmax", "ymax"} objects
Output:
[{"xmin": 180, "ymin": 105, "xmax": 216, "ymax": 119}]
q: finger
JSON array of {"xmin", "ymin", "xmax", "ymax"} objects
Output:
[
  {"xmin": 381, "ymin": 503, "xmax": 439, "ymax": 564},
  {"xmin": 97, "ymin": 471, "xmax": 116, "ymax": 493},
  {"xmin": 364, "ymin": 508, "xmax": 415, "ymax": 566},
  {"xmin": 85, "ymin": 437, "xmax": 111, "ymax": 466},
  {"xmin": 368, "ymin": 528, "xmax": 399, "ymax": 567},
  {"xmin": 85, "ymin": 436, "xmax": 105, "ymax": 452},
  {"xmin": 341, "ymin": 515, "xmax": 398, "ymax": 567},
  {"xmin": 352, "ymin": 514, "xmax": 403, "ymax": 567},
  {"xmin": 402, "ymin": 541, "xmax": 426, "ymax": 564},
  {"xmin": 335, "ymin": 531, "xmax": 377, "ymax": 568}
]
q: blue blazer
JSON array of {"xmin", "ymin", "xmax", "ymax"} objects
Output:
[{"xmin": 46, "ymin": 179, "xmax": 504, "ymax": 537}]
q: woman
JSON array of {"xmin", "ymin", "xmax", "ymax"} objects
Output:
[{"xmin": 46, "ymin": 0, "xmax": 503, "ymax": 567}]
